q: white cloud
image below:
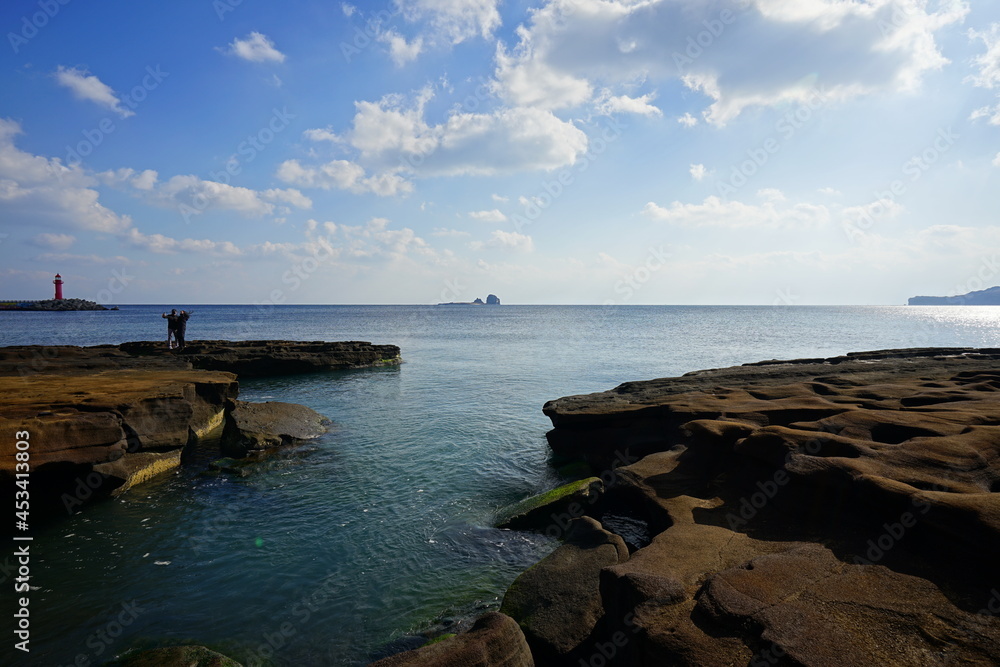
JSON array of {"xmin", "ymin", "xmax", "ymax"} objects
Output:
[
  {"xmin": 286, "ymin": 88, "xmax": 588, "ymax": 194},
  {"xmin": 491, "ymin": 193, "xmax": 509, "ymax": 202},
  {"xmin": 595, "ymin": 90, "xmax": 661, "ymax": 117},
  {"xmin": 31, "ymin": 233, "xmax": 76, "ymax": 250},
  {"xmin": 378, "ymin": 29, "xmax": 424, "ymax": 66},
  {"xmin": 483, "ymin": 230, "xmax": 534, "ymax": 252},
  {"xmin": 222, "ymin": 32, "xmax": 286, "ymax": 63},
  {"xmin": 689, "ymin": 164, "xmax": 708, "ymax": 181},
  {"xmin": 968, "ymin": 23, "xmax": 1000, "ymax": 89},
  {"xmin": 757, "ymin": 188, "xmax": 787, "ymax": 203},
  {"xmin": 642, "ymin": 195, "xmax": 831, "ymax": 229},
  {"xmin": 678, "ymin": 113, "xmax": 699, "ymax": 128},
  {"xmin": 124, "ymin": 228, "xmax": 245, "ymax": 255},
  {"xmin": 490, "ymin": 0, "xmax": 967, "ymax": 125},
  {"xmin": 818, "ymin": 186, "xmax": 842, "ymax": 196},
  {"xmin": 35, "ymin": 252, "xmax": 131, "ymax": 265},
  {"xmin": 141, "ymin": 174, "xmax": 312, "ymax": 217},
  {"xmin": 432, "ymin": 227, "xmax": 471, "ymax": 237},
  {"xmin": 841, "ymin": 198, "xmax": 904, "ymax": 226},
  {"xmin": 276, "ymin": 159, "xmax": 412, "ymax": 196},
  {"xmin": 334, "ymin": 217, "xmax": 436, "ymax": 259},
  {"xmin": 970, "ymin": 104, "xmax": 1000, "ymax": 125},
  {"xmin": 0, "ymin": 118, "xmax": 132, "ymax": 233},
  {"xmin": 54, "ymin": 66, "xmax": 134, "ymax": 118},
  {"xmin": 468, "ymin": 209, "xmax": 506, "ymax": 223},
  {"xmin": 342, "ymin": 3, "xmax": 357, "ymax": 17},
  {"xmin": 394, "ymin": 0, "xmax": 501, "ymax": 44},
  {"xmin": 993, "ymin": 152, "xmax": 1000, "ymax": 168},
  {"xmin": 131, "ymin": 169, "xmax": 158, "ymax": 190}
]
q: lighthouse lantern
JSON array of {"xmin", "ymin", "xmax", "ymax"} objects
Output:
[{"xmin": 53, "ymin": 274, "xmax": 64, "ymax": 300}]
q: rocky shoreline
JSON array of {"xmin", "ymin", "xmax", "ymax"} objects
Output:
[
  {"xmin": 8, "ymin": 345, "xmax": 1000, "ymax": 665},
  {"xmin": 0, "ymin": 340, "xmax": 400, "ymax": 521},
  {"xmin": 378, "ymin": 347, "xmax": 1000, "ymax": 666}
]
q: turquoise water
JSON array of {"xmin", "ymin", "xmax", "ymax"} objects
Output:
[{"xmin": 3, "ymin": 305, "xmax": 1000, "ymax": 665}]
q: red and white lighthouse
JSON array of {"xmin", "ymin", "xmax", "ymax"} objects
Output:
[{"xmin": 53, "ymin": 274, "xmax": 64, "ymax": 300}]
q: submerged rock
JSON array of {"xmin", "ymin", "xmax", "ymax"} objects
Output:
[{"xmin": 107, "ymin": 645, "xmax": 243, "ymax": 666}]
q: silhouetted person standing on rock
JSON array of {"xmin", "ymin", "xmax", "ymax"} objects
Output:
[
  {"xmin": 162, "ymin": 309, "xmax": 179, "ymax": 349},
  {"xmin": 175, "ymin": 310, "xmax": 191, "ymax": 350}
]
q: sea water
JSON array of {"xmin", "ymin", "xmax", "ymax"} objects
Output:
[{"xmin": 2, "ymin": 305, "xmax": 1000, "ymax": 665}]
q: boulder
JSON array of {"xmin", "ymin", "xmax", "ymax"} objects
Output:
[
  {"xmin": 500, "ymin": 516, "xmax": 628, "ymax": 662},
  {"xmin": 222, "ymin": 400, "xmax": 330, "ymax": 456},
  {"xmin": 368, "ymin": 612, "xmax": 533, "ymax": 667}
]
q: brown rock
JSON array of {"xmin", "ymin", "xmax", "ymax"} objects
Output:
[
  {"xmin": 501, "ymin": 516, "xmax": 628, "ymax": 662},
  {"xmin": 223, "ymin": 400, "xmax": 331, "ymax": 456},
  {"xmin": 697, "ymin": 544, "xmax": 1000, "ymax": 666},
  {"xmin": 119, "ymin": 339, "xmax": 401, "ymax": 377},
  {"xmin": 369, "ymin": 612, "xmax": 533, "ymax": 667},
  {"xmin": 531, "ymin": 348, "xmax": 1000, "ymax": 665}
]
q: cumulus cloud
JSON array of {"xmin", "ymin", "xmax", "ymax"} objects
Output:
[
  {"xmin": 478, "ymin": 230, "xmax": 534, "ymax": 252},
  {"xmin": 468, "ymin": 209, "xmax": 506, "ymax": 223},
  {"xmin": 334, "ymin": 217, "xmax": 435, "ymax": 259},
  {"xmin": 276, "ymin": 159, "xmax": 412, "ymax": 196},
  {"xmin": 595, "ymin": 90, "xmax": 661, "ymax": 117},
  {"xmin": 54, "ymin": 66, "xmax": 134, "ymax": 118},
  {"xmin": 221, "ymin": 32, "xmax": 286, "ymax": 63},
  {"xmin": 140, "ymin": 174, "xmax": 311, "ymax": 218},
  {"xmin": 678, "ymin": 113, "xmax": 699, "ymax": 127},
  {"xmin": 282, "ymin": 88, "xmax": 588, "ymax": 195},
  {"xmin": 967, "ymin": 23, "xmax": 1000, "ymax": 89},
  {"xmin": 378, "ymin": 29, "xmax": 424, "ymax": 66},
  {"xmin": 690, "ymin": 164, "xmax": 708, "ymax": 181},
  {"xmin": 0, "ymin": 118, "xmax": 132, "ymax": 233},
  {"xmin": 642, "ymin": 195, "xmax": 830, "ymax": 229},
  {"xmin": 35, "ymin": 253, "xmax": 131, "ymax": 265},
  {"xmin": 394, "ymin": 0, "xmax": 501, "ymax": 44},
  {"xmin": 31, "ymin": 233, "xmax": 76, "ymax": 251},
  {"xmin": 491, "ymin": 0, "xmax": 967, "ymax": 125},
  {"xmin": 968, "ymin": 23, "xmax": 1000, "ymax": 125}
]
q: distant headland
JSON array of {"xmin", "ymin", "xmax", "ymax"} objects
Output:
[
  {"xmin": 438, "ymin": 294, "xmax": 501, "ymax": 306},
  {"xmin": 908, "ymin": 285, "xmax": 1000, "ymax": 305}
]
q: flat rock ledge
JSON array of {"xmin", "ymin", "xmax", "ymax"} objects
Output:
[
  {"xmin": 0, "ymin": 340, "xmax": 392, "ymax": 520},
  {"xmin": 492, "ymin": 348, "xmax": 1000, "ymax": 666}
]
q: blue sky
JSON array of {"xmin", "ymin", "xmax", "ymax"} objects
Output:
[{"xmin": 1, "ymin": 0, "xmax": 999, "ymax": 305}]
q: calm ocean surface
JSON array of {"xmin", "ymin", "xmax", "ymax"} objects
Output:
[{"xmin": 3, "ymin": 305, "xmax": 1000, "ymax": 665}]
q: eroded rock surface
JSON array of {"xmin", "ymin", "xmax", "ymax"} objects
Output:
[{"xmin": 515, "ymin": 348, "xmax": 1000, "ymax": 666}]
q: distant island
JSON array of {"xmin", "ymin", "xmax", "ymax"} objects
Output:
[
  {"xmin": 908, "ymin": 286, "xmax": 1000, "ymax": 305},
  {"xmin": 438, "ymin": 294, "xmax": 501, "ymax": 306},
  {"xmin": 0, "ymin": 298, "xmax": 109, "ymax": 311}
]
